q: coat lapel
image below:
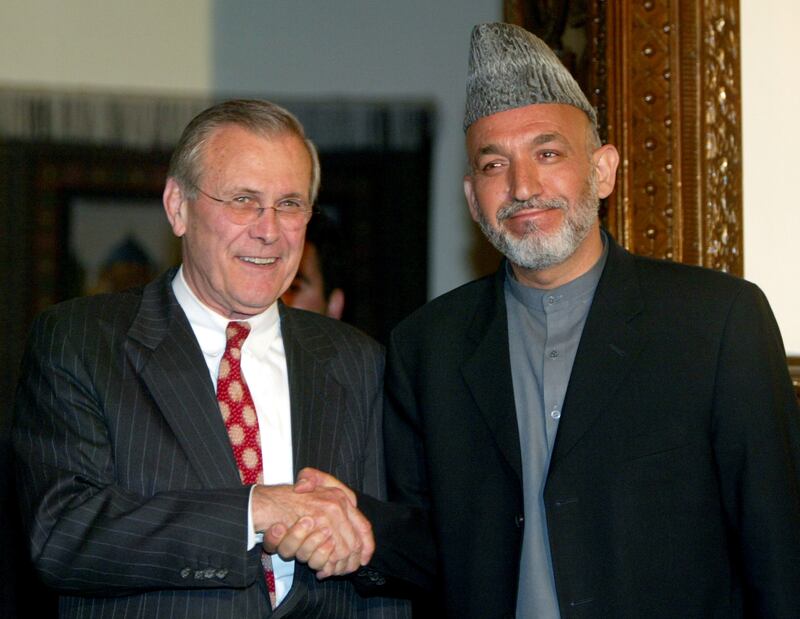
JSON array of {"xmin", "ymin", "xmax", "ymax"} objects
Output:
[
  {"xmin": 461, "ymin": 271, "xmax": 523, "ymax": 481},
  {"xmin": 550, "ymin": 238, "xmax": 646, "ymax": 466},
  {"xmin": 126, "ymin": 270, "xmax": 240, "ymax": 488},
  {"xmin": 279, "ymin": 304, "xmax": 347, "ymax": 475}
]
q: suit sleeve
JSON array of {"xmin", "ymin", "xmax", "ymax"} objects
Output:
[
  {"xmin": 355, "ymin": 326, "xmax": 438, "ymax": 599},
  {"xmin": 12, "ymin": 310, "xmax": 261, "ymax": 596},
  {"xmin": 711, "ymin": 282, "xmax": 800, "ymax": 615}
]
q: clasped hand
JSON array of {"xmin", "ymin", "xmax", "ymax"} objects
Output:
[{"xmin": 253, "ymin": 468, "xmax": 372, "ymax": 579}]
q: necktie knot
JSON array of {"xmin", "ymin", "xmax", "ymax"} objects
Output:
[{"xmin": 225, "ymin": 321, "xmax": 251, "ymax": 350}]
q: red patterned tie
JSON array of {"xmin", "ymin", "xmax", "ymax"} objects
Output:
[{"xmin": 217, "ymin": 321, "xmax": 277, "ymax": 608}]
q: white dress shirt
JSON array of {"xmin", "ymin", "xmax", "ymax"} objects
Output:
[{"xmin": 172, "ymin": 267, "xmax": 295, "ymax": 604}]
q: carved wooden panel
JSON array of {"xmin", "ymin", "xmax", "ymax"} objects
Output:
[
  {"xmin": 506, "ymin": 0, "xmax": 743, "ymax": 276},
  {"xmin": 699, "ymin": 1, "xmax": 743, "ymax": 273},
  {"xmin": 601, "ymin": 0, "xmax": 742, "ymax": 274}
]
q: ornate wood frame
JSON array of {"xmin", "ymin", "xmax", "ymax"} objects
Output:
[{"xmin": 601, "ymin": 1, "xmax": 742, "ymax": 274}]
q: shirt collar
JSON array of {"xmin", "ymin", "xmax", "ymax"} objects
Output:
[
  {"xmin": 172, "ymin": 265, "xmax": 280, "ymax": 361},
  {"xmin": 505, "ymin": 231, "xmax": 609, "ymax": 313}
]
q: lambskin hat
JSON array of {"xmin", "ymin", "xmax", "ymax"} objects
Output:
[{"xmin": 464, "ymin": 22, "xmax": 597, "ymax": 131}]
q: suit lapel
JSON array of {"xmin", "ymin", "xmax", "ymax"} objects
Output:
[
  {"xmin": 126, "ymin": 270, "xmax": 240, "ymax": 488},
  {"xmin": 550, "ymin": 238, "xmax": 646, "ymax": 466},
  {"xmin": 279, "ymin": 304, "xmax": 346, "ymax": 475},
  {"xmin": 461, "ymin": 270, "xmax": 523, "ymax": 481}
]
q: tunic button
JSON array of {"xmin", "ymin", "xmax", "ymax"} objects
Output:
[
  {"xmin": 550, "ymin": 409, "xmax": 561, "ymax": 419},
  {"xmin": 549, "ymin": 350, "xmax": 559, "ymax": 359}
]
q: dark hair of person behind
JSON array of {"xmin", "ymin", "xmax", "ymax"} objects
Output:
[{"xmin": 306, "ymin": 212, "xmax": 347, "ymax": 299}]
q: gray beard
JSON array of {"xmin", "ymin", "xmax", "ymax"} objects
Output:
[{"xmin": 475, "ymin": 173, "xmax": 599, "ymax": 271}]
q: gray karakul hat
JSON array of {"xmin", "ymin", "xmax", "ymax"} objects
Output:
[{"xmin": 464, "ymin": 22, "xmax": 597, "ymax": 131}]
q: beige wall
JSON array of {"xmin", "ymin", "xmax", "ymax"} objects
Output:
[
  {"xmin": 0, "ymin": 1, "xmax": 210, "ymax": 92},
  {"xmin": 741, "ymin": 0, "xmax": 800, "ymax": 354}
]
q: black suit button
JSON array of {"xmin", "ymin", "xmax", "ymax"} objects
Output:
[
  {"xmin": 514, "ymin": 513, "xmax": 524, "ymax": 528},
  {"xmin": 356, "ymin": 567, "xmax": 386, "ymax": 585},
  {"xmin": 180, "ymin": 567, "xmax": 191, "ymax": 579},
  {"xmin": 215, "ymin": 569, "xmax": 228, "ymax": 579}
]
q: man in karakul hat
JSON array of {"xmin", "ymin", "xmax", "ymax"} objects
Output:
[{"xmin": 271, "ymin": 22, "xmax": 800, "ymax": 618}]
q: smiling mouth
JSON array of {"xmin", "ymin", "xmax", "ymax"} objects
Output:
[
  {"xmin": 498, "ymin": 199, "xmax": 567, "ymax": 223},
  {"xmin": 240, "ymin": 257, "xmax": 277, "ymax": 265},
  {"xmin": 509, "ymin": 206, "xmax": 554, "ymax": 217}
]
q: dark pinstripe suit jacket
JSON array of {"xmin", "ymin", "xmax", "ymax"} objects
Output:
[{"xmin": 12, "ymin": 269, "xmax": 409, "ymax": 618}]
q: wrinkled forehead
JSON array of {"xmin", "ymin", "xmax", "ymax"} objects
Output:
[
  {"xmin": 202, "ymin": 123, "xmax": 304, "ymax": 159},
  {"xmin": 199, "ymin": 125, "xmax": 312, "ymax": 179}
]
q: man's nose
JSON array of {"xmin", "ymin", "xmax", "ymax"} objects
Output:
[
  {"xmin": 248, "ymin": 207, "xmax": 281, "ymax": 241},
  {"xmin": 509, "ymin": 161, "xmax": 542, "ymax": 203}
]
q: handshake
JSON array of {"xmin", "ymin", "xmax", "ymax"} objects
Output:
[{"xmin": 252, "ymin": 468, "xmax": 373, "ymax": 580}]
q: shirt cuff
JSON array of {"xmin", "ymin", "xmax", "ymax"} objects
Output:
[{"xmin": 247, "ymin": 484, "xmax": 264, "ymax": 550}]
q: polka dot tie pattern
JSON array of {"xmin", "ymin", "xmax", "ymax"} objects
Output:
[
  {"xmin": 218, "ymin": 321, "xmax": 263, "ymax": 484},
  {"xmin": 217, "ymin": 321, "xmax": 276, "ymax": 608}
]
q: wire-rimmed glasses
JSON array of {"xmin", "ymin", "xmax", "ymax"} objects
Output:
[{"xmin": 190, "ymin": 183, "xmax": 314, "ymax": 229}]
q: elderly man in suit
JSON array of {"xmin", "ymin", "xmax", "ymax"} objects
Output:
[
  {"xmin": 12, "ymin": 99, "xmax": 409, "ymax": 618},
  {"xmin": 289, "ymin": 23, "xmax": 800, "ymax": 618}
]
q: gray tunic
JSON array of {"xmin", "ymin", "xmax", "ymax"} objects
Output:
[{"xmin": 506, "ymin": 241, "xmax": 607, "ymax": 618}]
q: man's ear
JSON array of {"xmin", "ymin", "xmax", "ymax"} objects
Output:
[
  {"xmin": 463, "ymin": 175, "xmax": 481, "ymax": 223},
  {"xmin": 163, "ymin": 177, "xmax": 188, "ymax": 237},
  {"xmin": 592, "ymin": 144, "xmax": 620, "ymax": 200},
  {"xmin": 326, "ymin": 288, "xmax": 345, "ymax": 320}
]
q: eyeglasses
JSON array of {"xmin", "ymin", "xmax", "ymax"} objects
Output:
[{"xmin": 190, "ymin": 184, "xmax": 314, "ymax": 229}]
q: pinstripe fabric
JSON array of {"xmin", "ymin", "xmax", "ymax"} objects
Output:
[{"xmin": 12, "ymin": 269, "xmax": 410, "ymax": 618}]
